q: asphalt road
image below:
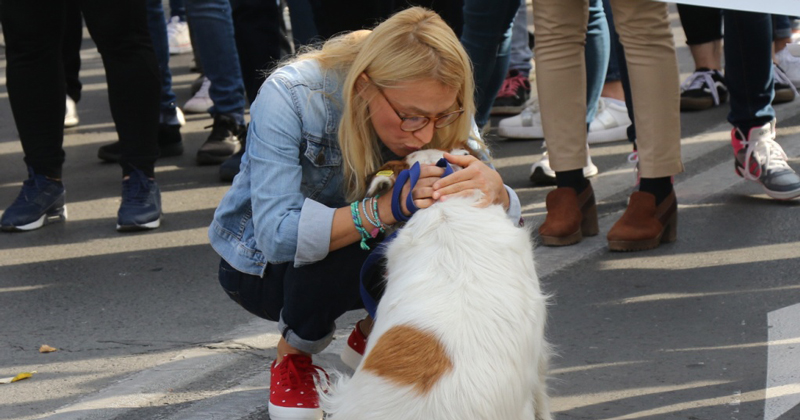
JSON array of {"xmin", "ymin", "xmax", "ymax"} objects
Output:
[{"xmin": 1, "ymin": 9, "xmax": 800, "ymax": 420}]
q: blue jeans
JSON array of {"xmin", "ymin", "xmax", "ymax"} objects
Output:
[
  {"xmin": 185, "ymin": 0, "xmax": 246, "ymax": 123},
  {"xmin": 604, "ymin": 0, "xmax": 636, "ymax": 143},
  {"xmin": 146, "ymin": 0, "xmax": 179, "ymax": 120},
  {"xmin": 724, "ymin": 10, "xmax": 775, "ymax": 131},
  {"xmin": 285, "ymin": 0, "xmax": 319, "ymax": 46},
  {"xmin": 508, "ymin": 0, "xmax": 532, "ymax": 77},
  {"xmin": 461, "ymin": 0, "xmax": 520, "ymax": 128},
  {"xmin": 584, "ymin": 0, "xmax": 609, "ymax": 125},
  {"xmin": 774, "ymin": 14, "xmax": 792, "ymax": 40},
  {"xmin": 218, "ymin": 242, "xmax": 375, "ymax": 354}
]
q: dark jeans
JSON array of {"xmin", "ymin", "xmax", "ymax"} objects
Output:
[
  {"xmin": 1, "ymin": 0, "xmax": 160, "ymax": 179},
  {"xmin": 310, "ymin": 0, "xmax": 393, "ymax": 39},
  {"xmin": 184, "ymin": 0, "xmax": 246, "ymax": 122},
  {"xmin": 285, "ymin": 0, "xmax": 320, "ymax": 46},
  {"xmin": 146, "ymin": 0, "xmax": 179, "ymax": 118},
  {"xmin": 169, "ymin": 0, "xmax": 187, "ymax": 20},
  {"xmin": 724, "ymin": 10, "xmax": 775, "ymax": 131},
  {"xmin": 461, "ymin": 0, "xmax": 520, "ymax": 127},
  {"xmin": 218, "ymin": 243, "xmax": 375, "ymax": 353}
]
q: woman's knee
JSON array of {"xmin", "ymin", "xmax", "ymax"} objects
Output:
[{"xmin": 218, "ymin": 259, "xmax": 282, "ymax": 321}]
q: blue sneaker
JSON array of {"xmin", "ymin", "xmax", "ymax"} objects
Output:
[
  {"xmin": 117, "ymin": 169, "xmax": 162, "ymax": 231},
  {"xmin": 1, "ymin": 168, "xmax": 67, "ymax": 232}
]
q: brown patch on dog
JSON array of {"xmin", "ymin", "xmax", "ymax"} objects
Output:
[
  {"xmin": 365, "ymin": 160, "xmax": 410, "ymax": 195},
  {"xmin": 362, "ymin": 325, "xmax": 452, "ymax": 394}
]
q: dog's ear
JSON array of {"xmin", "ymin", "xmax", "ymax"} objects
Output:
[{"xmin": 366, "ymin": 160, "xmax": 410, "ymax": 197}]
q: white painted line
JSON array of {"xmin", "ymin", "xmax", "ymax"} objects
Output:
[
  {"xmin": 162, "ymin": 372, "xmax": 269, "ymax": 420},
  {"xmin": 38, "ymin": 319, "xmax": 281, "ymax": 420},
  {"xmin": 42, "ymin": 348, "xmax": 245, "ymax": 420},
  {"xmin": 765, "ymin": 303, "xmax": 800, "ymax": 420}
]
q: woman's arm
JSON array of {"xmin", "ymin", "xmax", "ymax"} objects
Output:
[{"xmin": 328, "ymin": 165, "xmax": 445, "ymax": 251}]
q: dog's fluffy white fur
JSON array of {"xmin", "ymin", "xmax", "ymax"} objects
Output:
[{"xmin": 320, "ymin": 194, "xmax": 552, "ymax": 420}]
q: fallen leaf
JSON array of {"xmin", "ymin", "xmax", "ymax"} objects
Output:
[
  {"xmin": 0, "ymin": 371, "xmax": 36, "ymax": 384},
  {"xmin": 39, "ymin": 345, "xmax": 57, "ymax": 353}
]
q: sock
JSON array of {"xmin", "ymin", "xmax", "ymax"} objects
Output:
[
  {"xmin": 555, "ymin": 169, "xmax": 588, "ymax": 194},
  {"xmin": 639, "ymin": 177, "xmax": 673, "ymax": 205}
]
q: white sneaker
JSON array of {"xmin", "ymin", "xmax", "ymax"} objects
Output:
[
  {"xmin": 776, "ymin": 46, "xmax": 800, "ymax": 87},
  {"xmin": 64, "ymin": 96, "xmax": 79, "ymax": 128},
  {"xmin": 183, "ymin": 77, "xmax": 213, "ymax": 114},
  {"xmin": 587, "ymin": 98, "xmax": 631, "ymax": 144},
  {"xmin": 529, "ymin": 148, "xmax": 599, "ymax": 185},
  {"xmin": 497, "ymin": 97, "xmax": 544, "ymax": 139},
  {"xmin": 499, "ymin": 97, "xmax": 630, "ymax": 143},
  {"xmin": 167, "ymin": 16, "xmax": 192, "ymax": 55}
]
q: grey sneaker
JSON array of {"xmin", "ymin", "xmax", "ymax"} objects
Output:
[
  {"xmin": 732, "ymin": 122, "xmax": 800, "ymax": 200},
  {"xmin": 196, "ymin": 114, "xmax": 245, "ymax": 165}
]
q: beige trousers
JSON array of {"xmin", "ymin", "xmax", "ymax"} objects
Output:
[{"xmin": 532, "ymin": 0, "xmax": 684, "ymax": 178}]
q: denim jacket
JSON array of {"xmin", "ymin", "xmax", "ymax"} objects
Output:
[{"xmin": 208, "ymin": 59, "xmax": 522, "ymax": 277}]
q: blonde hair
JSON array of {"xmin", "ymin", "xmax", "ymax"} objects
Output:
[{"xmin": 286, "ymin": 7, "xmax": 479, "ymax": 201}]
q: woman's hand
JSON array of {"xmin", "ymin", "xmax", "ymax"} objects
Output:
[
  {"xmin": 399, "ymin": 164, "xmax": 446, "ymax": 215},
  {"xmin": 431, "ymin": 152, "xmax": 510, "ymax": 209}
]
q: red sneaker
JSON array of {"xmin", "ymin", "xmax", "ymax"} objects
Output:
[
  {"xmin": 268, "ymin": 354, "xmax": 325, "ymax": 420},
  {"xmin": 340, "ymin": 321, "xmax": 367, "ymax": 369}
]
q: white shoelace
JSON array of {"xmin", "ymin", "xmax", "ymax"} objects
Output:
[
  {"xmin": 773, "ymin": 63, "xmax": 799, "ymax": 97},
  {"xmin": 736, "ymin": 128, "xmax": 791, "ymax": 181},
  {"xmin": 680, "ymin": 70, "xmax": 722, "ymax": 105}
]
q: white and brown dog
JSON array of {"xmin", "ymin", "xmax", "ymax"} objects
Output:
[
  {"xmin": 365, "ymin": 148, "xmax": 471, "ymax": 197},
  {"xmin": 320, "ymin": 150, "xmax": 552, "ymax": 420}
]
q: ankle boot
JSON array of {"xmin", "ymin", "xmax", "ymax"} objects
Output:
[
  {"xmin": 607, "ymin": 190, "xmax": 677, "ymax": 252},
  {"xmin": 538, "ymin": 184, "xmax": 599, "ymax": 246}
]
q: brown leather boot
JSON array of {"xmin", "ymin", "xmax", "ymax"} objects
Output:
[
  {"xmin": 538, "ymin": 184, "xmax": 599, "ymax": 246},
  {"xmin": 607, "ymin": 190, "xmax": 678, "ymax": 252}
]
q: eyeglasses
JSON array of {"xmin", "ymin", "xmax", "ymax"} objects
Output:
[{"xmin": 368, "ymin": 77, "xmax": 465, "ymax": 132}]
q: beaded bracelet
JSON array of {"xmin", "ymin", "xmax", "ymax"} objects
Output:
[
  {"xmin": 370, "ymin": 195, "xmax": 392, "ymax": 232},
  {"xmin": 350, "ymin": 201, "xmax": 372, "ymax": 250},
  {"xmin": 361, "ymin": 197, "xmax": 383, "ymax": 236}
]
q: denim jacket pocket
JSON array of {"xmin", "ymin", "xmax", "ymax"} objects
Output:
[{"xmin": 300, "ymin": 134, "xmax": 343, "ymax": 200}]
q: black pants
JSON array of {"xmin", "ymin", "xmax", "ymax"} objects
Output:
[
  {"xmin": 63, "ymin": 0, "xmax": 83, "ymax": 104},
  {"xmin": 230, "ymin": 0, "xmax": 290, "ymax": 105},
  {"xmin": 677, "ymin": 4, "xmax": 723, "ymax": 46},
  {"xmin": 218, "ymin": 242, "xmax": 385, "ymax": 344},
  {"xmin": 1, "ymin": 0, "xmax": 160, "ymax": 179}
]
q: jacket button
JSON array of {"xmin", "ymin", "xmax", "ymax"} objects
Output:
[{"xmin": 316, "ymin": 152, "xmax": 325, "ymax": 165}]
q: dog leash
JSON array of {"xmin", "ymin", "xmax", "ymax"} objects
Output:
[
  {"xmin": 390, "ymin": 158, "xmax": 455, "ymax": 223},
  {"xmin": 362, "ymin": 157, "xmax": 455, "ymax": 319}
]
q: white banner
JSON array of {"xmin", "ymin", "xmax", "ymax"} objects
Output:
[{"xmin": 658, "ymin": 0, "xmax": 799, "ymax": 15}]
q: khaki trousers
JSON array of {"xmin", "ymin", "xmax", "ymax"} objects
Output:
[{"xmin": 532, "ymin": 0, "xmax": 684, "ymax": 178}]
